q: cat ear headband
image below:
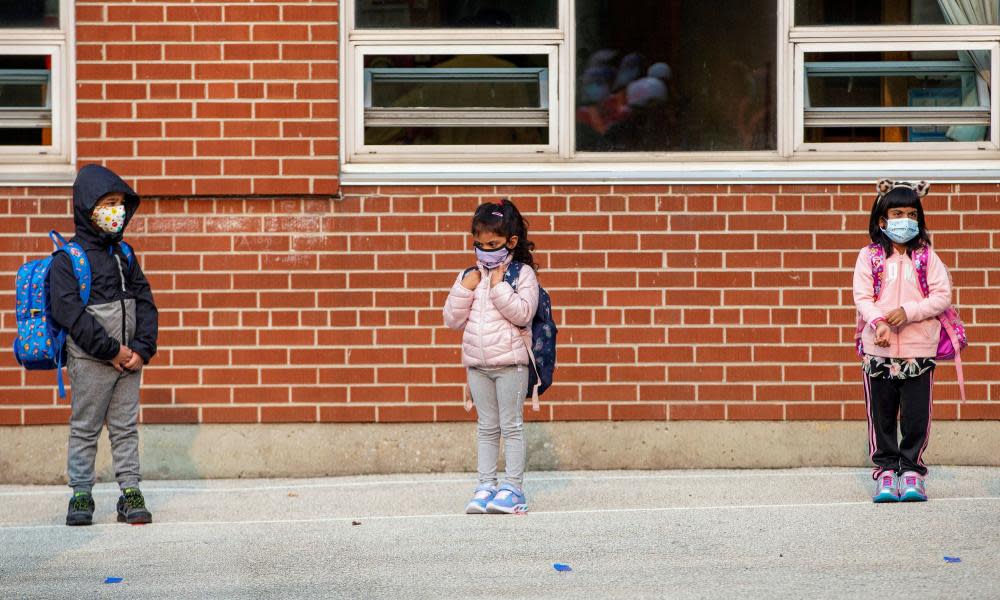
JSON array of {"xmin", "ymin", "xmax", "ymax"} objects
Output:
[{"xmin": 876, "ymin": 179, "xmax": 930, "ymax": 199}]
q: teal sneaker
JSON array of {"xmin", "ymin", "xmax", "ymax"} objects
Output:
[
  {"xmin": 898, "ymin": 471, "xmax": 927, "ymax": 502},
  {"xmin": 485, "ymin": 483, "xmax": 527, "ymax": 514},
  {"xmin": 66, "ymin": 491, "xmax": 95, "ymax": 526},
  {"xmin": 465, "ymin": 483, "xmax": 497, "ymax": 514},
  {"xmin": 873, "ymin": 471, "xmax": 899, "ymax": 503},
  {"xmin": 117, "ymin": 488, "xmax": 153, "ymax": 524}
]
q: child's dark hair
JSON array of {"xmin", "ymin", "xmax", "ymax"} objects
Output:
[
  {"xmin": 471, "ymin": 198, "xmax": 537, "ymax": 271},
  {"xmin": 867, "ymin": 186, "xmax": 932, "ymax": 257}
]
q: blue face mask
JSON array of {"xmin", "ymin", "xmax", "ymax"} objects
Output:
[{"xmin": 881, "ymin": 218, "xmax": 919, "ymax": 244}]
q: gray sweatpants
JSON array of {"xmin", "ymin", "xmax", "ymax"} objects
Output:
[
  {"xmin": 468, "ymin": 365, "xmax": 529, "ymax": 490},
  {"xmin": 67, "ymin": 356, "xmax": 142, "ymax": 493}
]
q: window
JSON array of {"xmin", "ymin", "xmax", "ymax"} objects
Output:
[
  {"xmin": 795, "ymin": 0, "xmax": 995, "ymax": 26},
  {"xmin": 792, "ymin": 1, "xmax": 998, "ymax": 152},
  {"xmin": 355, "ymin": 0, "xmax": 558, "ymax": 28},
  {"xmin": 346, "ymin": 3, "xmax": 562, "ymax": 158},
  {"xmin": 341, "ymin": 0, "xmax": 1000, "ymax": 179},
  {"xmin": 799, "ymin": 47, "xmax": 993, "ymax": 147},
  {"xmin": 357, "ymin": 49, "xmax": 557, "ymax": 153},
  {"xmin": 576, "ymin": 0, "xmax": 776, "ymax": 153},
  {"xmin": 0, "ymin": 0, "xmax": 73, "ymax": 177}
]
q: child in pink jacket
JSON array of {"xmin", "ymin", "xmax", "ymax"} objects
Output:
[
  {"xmin": 853, "ymin": 180, "xmax": 952, "ymax": 503},
  {"xmin": 443, "ymin": 199, "xmax": 539, "ymax": 515}
]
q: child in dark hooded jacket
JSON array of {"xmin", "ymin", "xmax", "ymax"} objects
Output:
[{"xmin": 50, "ymin": 164, "xmax": 158, "ymax": 526}]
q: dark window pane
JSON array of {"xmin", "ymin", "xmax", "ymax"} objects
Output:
[
  {"xmin": 0, "ymin": 55, "xmax": 52, "ymax": 146},
  {"xmin": 0, "ymin": 0, "xmax": 59, "ymax": 27},
  {"xmin": 576, "ymin": 0, "xmax": 777, "ymax": 152},
  {"xmin": 0, "ymin": 128, "xmax": 46, "ymax": 145},
  {"xmin": 356, "ymin": 1, "xmax": 556, "ymax": 28},
  {"xmin": 365, "ymin": 126, "xmax": 548, "ymax": 145},
  {"xmin": 795, "ymin": 0, "xmax": 997, "ymax": 26},
  {"xmin": 365, "ymin": 55, "xmax": 547, "ymax": 109},
  {"xmin": 363, "ymin": 55, "xmax": 550, "ymax": 146},
  {"xmin": 804, "ymin": 50, "xmax": 991, "ymax": 143}
]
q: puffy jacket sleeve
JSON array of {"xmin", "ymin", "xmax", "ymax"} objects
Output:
[
  {"xmin": 126, "ymin": 251, "xmax": 158, "ymax": 364},
  {"xmin": 48, "ymin": 252, "xmax": 120, "ymax": 361},
  {"xmin": 489, "ymin": 266, "xmax": 539, "ymax": 328},
  {"xmin": 853, "ymin": 248, "xmax": 883, "ymax": 328},
  {"xmin": 443, "ymin": 272, "xmax": 475, "ymax": 330},
  {"xmin": 901, "ymin": 249, "xmax": 952, "ymax": 323}
]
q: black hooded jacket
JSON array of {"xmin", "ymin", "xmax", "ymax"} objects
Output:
[{"xmin": 49, "ymin": 165, "xmax": 158, "ymax": 363}]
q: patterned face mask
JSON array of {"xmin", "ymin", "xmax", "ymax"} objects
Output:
[{"xmin": 92, "ymin": 204, "xmax": 126, "ymax": 233}]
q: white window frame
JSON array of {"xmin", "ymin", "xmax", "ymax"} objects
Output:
[
  {"xmin": 353, "ymin": 44, "xmax": 559, "ymax": 157},
  {"xmin": 340, "ymin": 0, "xmax": 1000, "ymax": 183},
  {"xmin": 0, "ymin": 0, "xmax": 75, "ymax": 184}
]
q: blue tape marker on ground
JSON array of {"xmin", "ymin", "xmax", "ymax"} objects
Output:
[
  {"xmin": 104, "ymin": 577, "xmax": 123, "ymax": 584},
  {"xmin": 553, "ymin": 563, "xmax": 573, "ymax": 572},
  {"xmin": 944, "ymin": 557, "xmax": 961, "ymax": 563}
]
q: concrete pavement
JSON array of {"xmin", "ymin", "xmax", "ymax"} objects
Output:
[{"xmin": 1, "ymin": 467, "xmax": 998, "ymax": 599}]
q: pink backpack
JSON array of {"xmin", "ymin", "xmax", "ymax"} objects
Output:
[{"xmin": 853, "ymin": 243, "xmax": 968, "ymax": 400}]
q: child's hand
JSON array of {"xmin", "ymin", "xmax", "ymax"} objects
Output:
[
  {"xmin": 874, "ymin": 322, "xmax": 891, "ymax": 348},
  {"xmin": 884, "ymin": 308, "xmax": 907, "ymax": 327},
  {"xmin": 111, "ymin": 345, "xmax": 132, "ymax": 372},
  {"xmin": 460, "ymin": 269, "xmax": 481, "ymax": 290},
  {"xmin": 123, "ymin": 348, "xmax": 143, "ymax": 372},
  {"xmin": 490, "ymin": 265, "xmax": 506, "ymax": 287}
]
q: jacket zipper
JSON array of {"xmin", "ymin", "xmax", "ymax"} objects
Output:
[
  {"xmin": 114, "ymin": 252, "xmax": 128, "ymax": 345},
  {"xmin": 894, "ymin": 253, "xmax": 905, "ymax": 356},
  {"xmin": 478, "ymin": 274, "xmax": 487, "ymax": 365}
]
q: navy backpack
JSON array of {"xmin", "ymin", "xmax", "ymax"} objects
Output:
[{"xmin": 13, "ymin": 231, "xmax": 133, "ymax": 397}]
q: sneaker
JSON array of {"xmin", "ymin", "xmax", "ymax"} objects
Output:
[
  {"xmin": 872, "ymin": 471, "xmax": 899, "ymax": 503},
  {"xmin": 116, "ymin": 488, "xmax": 153, "ymax": 524},
  {"xmin": 465, "ymin": 483, "xmax": 497, "ymax": 514},
  {"xmin": 898, "ymin": 471, "xmax": 927, "ymax": 502},
  {"xmin": 485, "ymin": 483, "xmax": 528, "ymax": 514},
  {"xmin": 66, "ymin": 491, "xmax": 95, "ymax": 526}
]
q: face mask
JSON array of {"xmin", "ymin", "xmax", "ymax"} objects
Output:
[
  {"xmin": 881, "ymin": 218, "xmax": 919, "ymax": 244},
  {"xmin": 475, "ymin": 245, "xmax": 509, "ymax": 269},
  {"xmin": 92, "ymin": 205, "xmax": 126, "ymax": 234}
]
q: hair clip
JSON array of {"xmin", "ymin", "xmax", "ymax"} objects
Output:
[
  {"xmin": 491, "ymin": 211, "xmax": 503, "ymax": 217},
  {"xmin": 876, "ymin": 179, "xmax": 930, "ymax": 198}
]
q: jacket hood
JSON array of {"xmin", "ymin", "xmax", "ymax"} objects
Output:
[{"xmin": 72, "ymin": 164, "xmax": 140, "ymax": 247}]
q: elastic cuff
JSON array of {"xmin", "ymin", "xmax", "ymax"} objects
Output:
[
  {"xmin": 868, "ymin": 317, "xmax": 886, "ymax": 331},
  {"xmin": 72, "ymin": 485, "xmax": 93, "ymax": 494}
]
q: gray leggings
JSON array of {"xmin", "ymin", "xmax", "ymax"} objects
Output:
[{"xmin": 468, "ymin": 365, "xmax": 529, "ymax": 490}]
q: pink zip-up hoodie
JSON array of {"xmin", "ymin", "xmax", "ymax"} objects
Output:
[
  {"xmin": 853, "ymin": 245, "xmax": 952, "ymax": 358},
  {"xmin": 442, "ymin": 260, "xmax": 539, "ymax": 369}
]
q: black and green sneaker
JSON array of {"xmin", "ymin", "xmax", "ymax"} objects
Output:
[
  {"xmin": 116, "ymin": 488, "xmax": 153, "ymax": 525},
  {"xmin": 66, "ymin": 491, "xmax": 95, "ymax": 526}
]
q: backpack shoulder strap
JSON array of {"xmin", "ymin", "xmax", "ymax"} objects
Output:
[
  {"xmin": 57, "ymin": 242, "xmax": 92, "ymax": 306},
  {"xmin": 504, "ymin": 261, "xmax": 524, "ymax": 290},
  {"xmin": 911, "ymin": 244, "xmax": 931, "ymax": 299},
  {"xmin": 119, "ymin": 241, "xmax": 135, "ymax": 268},
  {"xmin": 866, "ymin": 243, "xmax": 885, "ymax": 301}
]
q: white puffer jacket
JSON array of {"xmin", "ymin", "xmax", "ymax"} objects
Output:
[{"xmin": 442, "ymin": 260, "xmax": 539, "ymax": 369}]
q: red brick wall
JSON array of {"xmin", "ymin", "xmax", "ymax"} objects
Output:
[
  {"xmin": 1, "ymin": 184, "xmax": 998, "ymax": 426},
  {"xmin": 75, "ymin": 1, "xmax": 339, "ymax": 195}
]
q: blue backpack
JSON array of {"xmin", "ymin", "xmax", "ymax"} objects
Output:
[
  {"xmin": 13, "ymin": 231, "xmax": 133, "ymax": 397},
  {"xmin": 463, "ymin": 262, "xmax": 557, "ymax": 411}
]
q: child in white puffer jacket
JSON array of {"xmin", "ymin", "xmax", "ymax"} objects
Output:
[{"xmin": 443, "ymin": 199, "xmax": 539, "ymax": 514}]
